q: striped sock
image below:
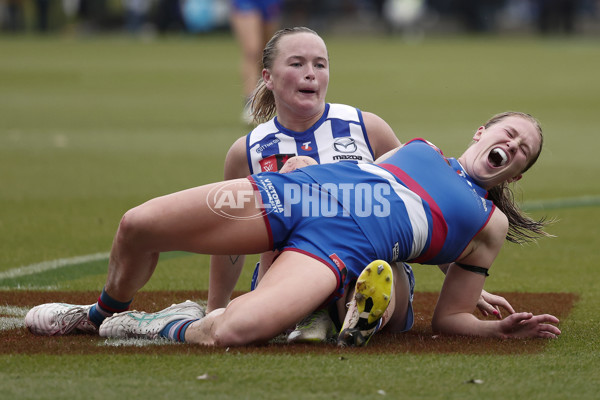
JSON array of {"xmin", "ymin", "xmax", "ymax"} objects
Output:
[
  {"xmin": 160, "ymin": 319, "xmax": 199, "ymax": 342},
  {"xmin": 88, "ymin": 288, "xmax": 132, "ymax": 328}
]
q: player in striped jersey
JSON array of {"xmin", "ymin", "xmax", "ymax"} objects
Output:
[
  {"xmin": 209, "ymin": 27, "xmax": 512, "ymax": 343},
  {"xmin": 206, "ymin": 27, "xmax": 404, "ymax": 343}
]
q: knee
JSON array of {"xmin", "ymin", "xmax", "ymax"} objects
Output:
[
  {"xmin": 210, "ymin": 313, "xmax": 270, "ymax": 347},
  {"xmin": 115, "ymin": 204, "xmax": 154, "ymax": 246},
  {"xmin": 212, "ymin": 323, "xmax": 255, "ymax": 347}
]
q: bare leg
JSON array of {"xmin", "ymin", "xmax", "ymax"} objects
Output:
[
  {"xmin": 185, "ymin": 251, "xmax": 338, "ymax": 346},
  {"xmin": 380, "ymin": 262, "xmax": 411, "ymax": 332},
  {"xmin": 230, "ymin": 11, "xmax": 265, "ymax": 99},
  {"xmin": 104, "ymin": 179, "xmax": 270, "ymax": 302}
]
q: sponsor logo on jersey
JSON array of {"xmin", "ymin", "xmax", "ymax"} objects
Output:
[
  {"xmin": 328, "ymin": 253, "xmax": 348, "ymax": 282},
  {"xmin": 259, "ymin": 154, "xmax": 296, "ymax": 172},
  {"xmin": 256, "ymin": 138, "xmax": 280, "ymax": 153},
  {"xmin": 301, "ymin": 141, "xmax": 312, "ymax": 151},
  {"xmin": 332, "ymin": 154, "xmax": 363, "ymax": 161},
  {"xmin": 333, "ymin": 137, "xmax": 357, "ymax": 153}
]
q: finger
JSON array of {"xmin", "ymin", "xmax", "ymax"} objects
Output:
[
  {"xmin": 477, "ymin": 302, "xmax": 494, "ymax": 317},
  {"xmin": 499, "ymin": 301, "xmax": 515, "ymax": 315},
  {"xmin": 534, "ymin": 314, "xmax": 560, "ymax": 324},
  {"xmin": 492, "ymin": 307, "xmax": 502, "ymax": 320},
  {"xmin": 541, "ymin": 324, "xmax": 562, "ymax": 336},
  {"xmin": 538, "ymin": 324, "xmax": 561, "ymax": 338},
  {"xmin": 512, "ymin": 312, "xmax": 534, "ymax": 323}
]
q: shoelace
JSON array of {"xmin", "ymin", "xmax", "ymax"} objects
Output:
[{"xmin": 56, "ymin": 307, "xmax": 88, "ymax": 335}]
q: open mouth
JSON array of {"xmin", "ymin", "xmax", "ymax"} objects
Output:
[
  {"xmin": 488, "ymin": 147, "xmax": 508, "ymax": 167},
  {"xmin": 299, "ymin": 89, "xmax": 316, "ymax": 94}
]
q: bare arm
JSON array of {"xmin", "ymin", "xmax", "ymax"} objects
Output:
[
  {"xmin": 206, "ymin": 137, "xmax": 250, "ymax": 312},
  {"xmin": 437, "ymin": 263, "xmax": 515, "ymax": 319},
  {"xmin": 431, "ymin": 209, "xmax": 560, "ymax": 339},
  {"xmin": 362, "ymin": 111, "xmax": 401, "ymax": 159}
]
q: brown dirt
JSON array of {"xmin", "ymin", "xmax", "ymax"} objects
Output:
[{"xmin": 0, "ymin": 290, "xmax": 577, "ymax": 356}]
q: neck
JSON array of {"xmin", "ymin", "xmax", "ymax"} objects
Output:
[{"xmin": 276, "ymin": 105, "xmax": 326, "ymax": 132}]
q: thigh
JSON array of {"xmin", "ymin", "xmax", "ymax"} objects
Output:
[
  {"xmin": 383, "ymin": 262, "xmax": 414, "ymax": 333},
  {"xmin": 124, "ymin": 178, "xmax": 270, "ymax": 255},
  {"xmin": 217, "ymin": 251, "xmax": 338, "ymax": 343}
]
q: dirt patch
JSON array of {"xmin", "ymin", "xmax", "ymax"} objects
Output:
[{"xmin": 0, "ymin": 290, "xmax": 577, "ymax": 355}]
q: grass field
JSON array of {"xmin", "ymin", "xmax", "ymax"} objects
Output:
[{"xmin": 1, "ymin": 33, "xmax": 599, "ymax": 399}]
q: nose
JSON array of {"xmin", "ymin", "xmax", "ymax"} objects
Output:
[
  {"xmin": 305, "ymin": 65, "xmax": 315, "ymax": 80},
  {"xmin": 506, "ymin": 140, "xmax": 518, "ymax": 156}
]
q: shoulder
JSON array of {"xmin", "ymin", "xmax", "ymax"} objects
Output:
[
  {"xmin": 459, "ymin": 207, "xmax": 508, "ymax": 268},
  {"xmin": 224, "ymin": 136, "xmax": 251, "ymax": 180},
  {"xmin": 362, "ymin": 111, "xmax": 401, "ymax": 158}
]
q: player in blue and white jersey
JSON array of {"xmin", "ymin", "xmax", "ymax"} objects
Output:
[
  {"xmin": 207, "ymin": 27, "xmax": 405, "ymax": 342},
  {"xmin": 26, "ymin": 111, "xmax": 561, "ymax": 347},
  {"xmin": 212, "ymin": 27, "xmax": 512, "ymax": 344}
]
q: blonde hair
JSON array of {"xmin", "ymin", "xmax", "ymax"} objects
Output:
[{"xmin": 248, "ymin": 27, "xmax": 324, "ymax": 124}]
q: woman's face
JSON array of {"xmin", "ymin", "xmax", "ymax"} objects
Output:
[
  {"xmin": 263, "ymin": 32, "xmax": 329, "ymax": 120},
  {"xmin": 459, "ymin": 116, "xmax": 542, "ymax": 189}
]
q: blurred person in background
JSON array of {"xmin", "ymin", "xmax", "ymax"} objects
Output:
[
  {"xmin": 229, "ymin": 0, "xmax": 284, "ymax": 124},
  {"xmin": 1, "ymin": 0, "xmax": 25, "ymax": 32},
  {"xmin": 123, "ymin": 0, "xmax": 153, "ymax": 34}
]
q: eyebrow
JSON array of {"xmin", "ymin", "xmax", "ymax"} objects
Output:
[{"xmin": 288, "ymin": 55, "xmax": 328, "ymax": 63}]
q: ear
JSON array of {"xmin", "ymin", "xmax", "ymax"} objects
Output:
[
  {"xmin": 508, "ymin": 173, "xmax": 523, "ymax": 183},
  {"xmin": 473, "ymin": 126, "xmax": 485, "ymax": 141},
  {"xmin": 263, "ymin": 69, "xmax": 273, "ymax": 90}
]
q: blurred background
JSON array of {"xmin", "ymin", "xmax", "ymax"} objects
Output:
[{"xmin": 1, "ymin": 0, "xmax": 598, "ymax": 37}]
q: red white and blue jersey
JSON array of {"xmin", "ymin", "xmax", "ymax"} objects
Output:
[
  {"xmin": 295, "ymin": 138, "xmax": 496, "ymax": 267},
  {"xmin": 246, "ymin": 103, "xmax": 375, "ymax": 173},
  {"xmin": 363, "ymin": 139, "xmax": 495, "ymax": 265},
  {"xmin": 250, "ymin": 138, "xmax": 496, "ymax": 292}
]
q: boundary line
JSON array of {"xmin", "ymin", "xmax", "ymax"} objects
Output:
[{"xmin": 0, "ymin": 252, "xmax": 110, "ymax": 281}]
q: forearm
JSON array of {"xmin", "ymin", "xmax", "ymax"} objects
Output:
[
  {"xmin": 206, "ymin": 254, "xmax": 246, "ymax": 312},
  {"xmin": 431, "ymin": 311, "xmax": 504, "ymax": 338}
]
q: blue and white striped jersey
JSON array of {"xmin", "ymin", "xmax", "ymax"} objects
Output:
[{"xmin": 246, "ymin": 103, "xmax": 375, "ymax": 173}]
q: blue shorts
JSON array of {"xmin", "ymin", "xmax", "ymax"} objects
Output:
[
  {"xmin": 249, "ymin": 170, "xmax": 381, "ymax": 299},
  {"xmin": 231, "ymin": 0, "xmax": 283, "ymax": 21}
]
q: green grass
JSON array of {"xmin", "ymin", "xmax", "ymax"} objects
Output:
[{"xmin": 1, "ymin": 34, "xmax": 599, "ymax": 399}]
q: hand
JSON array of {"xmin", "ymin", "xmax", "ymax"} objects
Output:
[
  {"xmin": 279, "ymin": 156, "xmax": 317, "ymax": 173},
  {"xmin": 477, "ymin": 289, "xmax": 515, "ymax": 319},
  {"xmin": 499, "ymin": 312, "xmax": 561, "ymax": 339}
]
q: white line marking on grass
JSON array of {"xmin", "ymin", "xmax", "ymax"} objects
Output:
[
  {"xmin": 0, "ymin": 317, "xmax": 25, "ymax": 331},
  {"xmin": 523, "ymin": 195, "xmax": 600, "ymax": 211},
  {"xmin": 0, "ymin": 305, "xmax": 29, "ymax": 331},
  {"xmin": 0, "ymin": 305, "xmax": 29, "ymax": 316},
  {"xmin": 100, "ymin": 338, "xmax": 179, "ymax": 347},
  {"xmin": 0, "ymin": 252, "xmax": 110, "ymax": 280}
]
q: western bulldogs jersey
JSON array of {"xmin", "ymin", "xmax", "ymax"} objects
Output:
[
  {"xmin": 296, "ymin": 139, "xmax": 496, "ymax": 267},
  {"xmin": 246, "ymin": 103, "xmax": 375, "ymax": 173}
]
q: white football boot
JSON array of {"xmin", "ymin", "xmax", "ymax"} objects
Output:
[
  {"xmin": 99, "ymin": 300, "xmax": 205, "ymax": 339},
  {"xmin": 25, "ymin": 303, "xmax": 97, "ymax": 336}
]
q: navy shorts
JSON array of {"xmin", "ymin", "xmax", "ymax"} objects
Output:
[
  {"xmin": 248, "ymin": 170, "xmax": 382, "ymax": 299},
  {"xmin": 231, "ymin": 0, "xmax": 283, "ymax": 21}
]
